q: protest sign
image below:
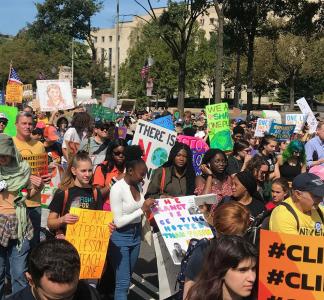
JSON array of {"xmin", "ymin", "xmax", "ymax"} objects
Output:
[
  {"xmin": 0, "ymin": 90, "xmax": 5, "ymax": 105},
  {"xmin": 36, "ymin": 79, "xmax": 74, "ymax": 111},
  {"xmin": 66, "ymin": 208, "xmax": 113, "ymax": 279},
  {"xmin": 261, "ymin": 110, "xmax": 282, "ymax": 124},
  {"xmin": 254, "ymin": 118, "xmax": 272, "ymax": 137},
  {"xmin": 269, "ymin": 123, "xmax": 295, "ymax": 141},
  {"xmin": 297, "ymin": 97, "xmax": 318, "ymax": 134},
  {"xmin": 102, "ymin": 94, "xmax": 117, "ymax": 109},
  {"xmin": 133, "ymin": 120, "xmax": 177, "ymax": 192},
  {"xmin": 259, "ymin": 230, "xmax": 324, "ymax": 300},
  {"xmin": 206, "ymin": 103, "xmax": 233, "ymax": 151},
  {"xmin": 151, "ymin": 115, "xmax": 175, "ymax": 131},
  {"xmin": 86, "ymin": 104, "xmax": 118, "ymax": 122},
  {"xmin": 177, "ymin": 135, "xmax": 209, "ymax": 175},
  {"xmin": 0, "ymin": 105, "xmax": 18, "ymax": 136},
  {"xmin": 151, "ymin": 196, "xmax": 214, "ymax": 265},
  {"xmin": 115, "ymin": 126, "xmax": 127, "ymax": 139},
  {"xmin": 286, "ymin": 114, "xmax": 307, "ymax": 133},
  {"xmin": 23, "ymin": 84, "xmax": 33, "ymax": 100},
  {"xmin": 6, "ymin": 82, "xmax": 23, "ymax": 103}
]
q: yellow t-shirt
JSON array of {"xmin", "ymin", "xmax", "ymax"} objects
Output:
[
  {"xmin": 13, "ymin": 137, "xmax": 46, "ymax": 207},
  {"xmin": 270, "ymin": 197, "xmax": 324, "ymax": 236}
]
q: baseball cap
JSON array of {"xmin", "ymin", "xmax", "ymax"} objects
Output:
[
  {"xmin": 43, "ymin": 125, "xmax": 59, "ymax": 142},
  {"xmin": 292, "ymin": 173, "xmax": 324, "ymax": 197},
  {"xmin": 0, "ymin": 113, "xmax": 8, "ymax": 121}
]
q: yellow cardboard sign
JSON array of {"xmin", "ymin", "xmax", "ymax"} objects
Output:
[
  {"xmin": 6, "ymin": 83, "xmax": 23, "ymax": 103},
  {"xmin": 259, "ymin": 229, "xmax": 324, "ymax": 300},
  {"xmin": 66, "ymin": 208, "xmax": 113, "ymax": 279}
]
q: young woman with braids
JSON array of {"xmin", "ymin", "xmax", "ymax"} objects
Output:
[
  {"xmin": 146, "ymin": 142, "xmax": 196, "ymax": 199},
  {"xmin": 109, "ymin": 145, "xmax": 156, "ymax": 300},
  {"xmin": 185, "ymin": 235, "xmax": 257, "ymax": 300},
  {"xmin": 93, "ymin": 139, "xmax": 128, "ymax": 211}
]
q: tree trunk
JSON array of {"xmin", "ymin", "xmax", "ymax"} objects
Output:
[
  {"xmin": 233, "ymin": 49, "xmax": 241, "ymax": 108},
  {"xmin": 289, "ymin": 74, "xmax": 295, "ymax": 111},
  {"xmin": 177, "ymin": 58, "xmax": 186, "ymax": 117},
  {"xmin": 246, "ymin": 34, "xmax": 255, "ymax": 116},
  {"xmin": 258, "ymin": 93, "xmax": 262, "ymax": 108},
  {"xmin": 214, "ymin": 2, "xmax": 224, "ymax": 104}
]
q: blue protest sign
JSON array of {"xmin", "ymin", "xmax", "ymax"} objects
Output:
[
  {"xmin": 151, "ymin": 115, "xmax": 175, "ymax": 131},
  {"xmin": 269, "ymin": 123, "xmax": 295, "ymax": 141}
]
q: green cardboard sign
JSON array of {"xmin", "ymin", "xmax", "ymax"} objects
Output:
[
  {"xmin": 86, "ymin": 105, "xmax": 118, "ymax": 122},
  {"xmin": 0, "ymin": 105, "xmax": 18, "ymax": 137}
]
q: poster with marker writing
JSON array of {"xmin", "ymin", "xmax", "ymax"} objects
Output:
[
  {"xmin": 133, "ymin": 120, "xmax": 177, "ymax": 193},
  {"xmin": 151, "ymin": 196, "xmax": 214, "ymax": 265}
]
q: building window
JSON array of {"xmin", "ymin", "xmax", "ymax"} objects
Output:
[
  {"xmin": 101, "ymin": 48, "xmax": 105, "ymax": 62},
  {"xmin": 93, "ymin": 36, "xmax": 97, "ymax": 43},
  {"xmin": 118, "ymin": 35, "xmax": 120, "ymax": 41},
  {"xmin": 108, "ymin": 48, "xmax": 112, "ymax": 70},
  {"xmin": 101, "ymin": 36, "xmax": 105, "ymax": 43},
  {"xmin": 210, "ymin": 18, "xmax": 215, "ymax": 25},
  {"xmin": 109, "ymin": 36, "xmax": 112, "ymax": 42}
]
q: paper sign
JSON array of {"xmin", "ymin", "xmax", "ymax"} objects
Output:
[
  {"xmin": 66, "ymin": 208, "xmax": 113, "ymax": 279},
  {"xmin": 254, "ymin": 118, "xmax": 273, "ymax": 137},
  {"xmin": 133, "ymin": 120, "xmax": 177, "ymax": 193},
  {"xmin": 6, "ymin": 83, "xmax": 23, "ymax": 103},
  {"xmin": 259, "ymin": 230, "xmax": 324, "ymax": 300},
  {"xmin": 286, "ymin": 114, "xmax": 307, "ymax": 133},
  {"xmin": 151, "ymin": 196, "xmax": 214, "ymax": 265},
  {"xmin": 115, "ymin": 126, "xmax": 127, "ymax": 139},
  {"xmin": 36, "ymin": 79, "xmax": 75, "ymax": 112},
  {"xmin": 86, "ymin": 104, "xmax": 118, "ymax": 122},
  {"xmin": 269, "ymin": 123, "xmax": 295, "ymax": 141},
  {"xmin": 261, "ymin": 110, "xmax": 282, "ymax": 124},
  {"xmin": 151, "ymin": 115, "xmax": 175, "ymax": 131},
  {"xmin": 206, "ymin": 103, "xmax": 233, "ymax": 151},
  {"xmin": 0, "ymin": 105, "xmax": 18, "ymax": 137},
  {"xmin": 177, "ymin": 135, "xmax": 209, "ymax": 175},
  {"xmin": 297, "ymin": 97, "xmax": 318, "ymax": 134}
]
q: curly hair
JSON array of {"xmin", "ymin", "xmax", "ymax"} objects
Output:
[
  {"xmin": 71, "ymin": 112, "xmax": 92, "ymax": 131},
  {"xmin": 282, "ymin": 140, "xmax": 306, "ymax": 165},
  {"xmin": 124, "ymin": 145, "xmax": 145, "ymax": 171}
]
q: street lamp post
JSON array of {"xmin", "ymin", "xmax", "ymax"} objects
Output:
[
  {"xmin": 114, "ymin": 0, "xmax": 119, "ymax": 104},
  {"xmin": 71, "ymin": 38, "xmax": 74, "ymax": 89}
]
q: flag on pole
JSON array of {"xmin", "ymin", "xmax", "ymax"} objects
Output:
[
  {"xmin": 8, "ymin": 67, "xmax": 23, "ymax": 84},
  {"xmin": 140, "ymin": 61, "xmax": 150, "ymax": 80}
]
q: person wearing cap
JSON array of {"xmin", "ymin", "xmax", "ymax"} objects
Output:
[
  {"xmin": 305, "ymin": 121, "xmax": 324, "ymax": 168},
  {"xmin": 270, "ymin": 173, "xmax": 324, "ymax": 235},
  {"xmin": 0, "ymin": 113, "xmax": 8, "ymax": 134}
]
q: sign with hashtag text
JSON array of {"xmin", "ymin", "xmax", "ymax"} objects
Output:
[{"xmin": 259, "ymin": 230, "xmax": 324, "ymax": 300}]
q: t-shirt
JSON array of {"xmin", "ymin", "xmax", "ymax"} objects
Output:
[
  {"xmin": 7, "ymin": 280, "xmax": 101, "ymax": 300},
  {"xmin": 260, "ymin": 153, "xmax": 277, "ymax": 173},
  {"xmin": 13, "ymin": 137, "xmax": 46, "ymax": 207},
  {"xmin": 62, "ymin": 128, "xmax": 86, "ymax": 158},
  {"xmin": 226, "ymin": 155, "xmax": 244, "ymax": 175},
  {"xmin": 270, "ymin": 197, "xmax": 324, "ymax": 236},
  {"xmin": 246, "ymin": 197, "xmax": 265, "ymax": 219}
]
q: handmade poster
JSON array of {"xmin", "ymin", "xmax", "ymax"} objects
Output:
[
  {"xmin": 177, "ymin": 135, "xmax": 209, "ymax": 175},
  {"xmin": 286, "ymin": 114, "xmax": 307, "ymax": 133},
  {"xmin": 133, "ymin": 120, "xmax": 177, "ymax": 193},
  {"xmin": 36, "ymin": 79, "xmax": 74, "ymax": 112},
  {"xmin": 66, "ymin": 208, "xmax": 113, "ymax": 279},
  {"xmin": 0, "ymin": 90, "xmax": 5, "ymax": 105},
  {"xmin": 261, "ymin": 110, "xmax": 282, "ymax": 124},
  {"xmin": 6, "ymin": 82, "xmax": 23, "ymax": 103},
  {"xmin": 102, "ymin": 94, "xmax": 117, "ymax": 109},
  {"xmin": 151, "ymin": 115, "xmax": 175, "ymax": 131},
  {"xmin": 259, "ymin": 230, "xmax": 324, "ymax": 300},
  {"xmin": 153, "ymin": 232, "xmax": 180, "ymax": 299},
  {"xmin": 86, "ymin": 104, "xmax": 118, "ymax": 122},
  {"xmin": 254, "ymin": 118, "xmax": 272, "ymax": 137},
  {"xmin": 0, "ymin": 105, "xmax": 18, "ymax": 136},
  {"xmin": 297, "ymin": 97, "xmax": 318, "ymax": 134},
  {"xmin": 115, "ymin": 126, "xmax": 127, "ymax": 139},
  {"xmin": 23, "ymin": 84, "xmax": 33, "ymax": 100},
  {"xmin": 151, "ymin": 196, "xmax": 214, "ymax": 265},
  {"xmin": 206, "ymin": 103, "xmax": 233, "ymax": 151},
  {"xmin": 269, "ymin": 123, "xmax": 295, "ymax": 141}
]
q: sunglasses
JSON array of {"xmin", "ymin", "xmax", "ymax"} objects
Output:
[
  {"xmin": 113, "ymin": 151, "xmax": 124, "ymax": 156},
  {"xmin": 0, "ymin": 119, "xmax": 8, "ymax": 125},
  {"xmin": 99, "ymin": 127, "xmax": 110, "ymax": 131}
]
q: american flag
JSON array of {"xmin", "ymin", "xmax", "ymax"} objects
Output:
[
  {"xmin": 8, "ymin": 67, "xmax": 23, "ymax": 84},
  {"xmin": 140, "ymin": 61, "xmax": 150, "ymax": 80}
]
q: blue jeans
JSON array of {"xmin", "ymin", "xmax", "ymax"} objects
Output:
[
  {"xmin": 0, "ymin": 239, "xmax": 30, "ymax": 300},
  {"xmin": 27, "ymin": 207, "xmax": 41, "ymax": 249},
  {"xmin": 109, "ymin": 223, "xmax": 141, "ymax": 300}
]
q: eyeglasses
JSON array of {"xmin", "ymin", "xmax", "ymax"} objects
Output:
[
  {"xmin": 0, "ymin": 119, "xmax": 8, "ymax": 125},
  {"xmin": 113, "ymin": 151, "xmax": 124, "ymax": 156},
  {"xmin": 99, "ymin": 127, "xmax": 109, "ymax": 131}
]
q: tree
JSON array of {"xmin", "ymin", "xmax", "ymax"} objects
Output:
[{"xmin": 135, "ymin": 0, "xmax": 210, "ymax": 116}]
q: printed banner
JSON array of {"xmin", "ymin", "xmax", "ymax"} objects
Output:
[
  {"xmin": 206, "ymin": 103, "xmax": 233, "ymax": 151},
  {"xmin": 297, "ymin": 97, "xmax": 318, "ymax": 134},
  {"xmin": 269, "ymin": 123, "xmax": 295, "ymax": 141},
  {"xmin": 254, "ymin": 118, "xmax": 273, "ymax": 137},
  {"xmin": 86, "ymin": 104, "xmax": 119, "ymax": 122},
  {"xmin": 36, "ymin": 79, "xmax": 75, "ymax": 111},
  {"xmin": 0, "ymin": 105, "xmax": 18, "ymax": 137},
  {"xmin": 66, "ymin": 208, "xmax": 113, "ymax": 279},
  {"xmin": 261, "ymin": 110, "xmax": 282, "ymax": 124},
  {"xmin": 151, "ymin": 115, "xmax": 175, "ymax": 131},
  {"xmin": 133, "ymin": 120, "xmax": 177, "ymax": 193},
  {"xmin": 151, "ymin": 196, "xmax": 214, "ymax": 265},
  {"xmin": 259, "ymin": 230, "xmax": 324, "ymax": 300},
  {"xmin": 286, "ymin": 114, "xmax": 307, "ymax": 133},
  {"xmin": 6, "ymin": 82, "xmax": 23, "ymax": 103},
  {"xmin": 177, "ymin": 135, "xmax": 209, "ymax": 175}
]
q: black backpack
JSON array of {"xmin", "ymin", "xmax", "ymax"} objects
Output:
[{"xmin": 175, "ymin": 238, "xmax": 210, "ymax": 300}]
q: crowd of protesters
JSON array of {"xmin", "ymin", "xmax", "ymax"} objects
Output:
[{"xmin": 0, "ymin": 104, "xmax": 323, "ymax": 300}]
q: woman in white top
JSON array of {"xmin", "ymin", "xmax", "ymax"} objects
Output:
[{"xmin": 109, "ymin": 145, "xmax": 155, "ymax": 300}]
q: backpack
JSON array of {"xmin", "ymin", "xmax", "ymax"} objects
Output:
[{"xmin": 175, "ymin": 238, "xmax": 210, "ymax": 300}]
